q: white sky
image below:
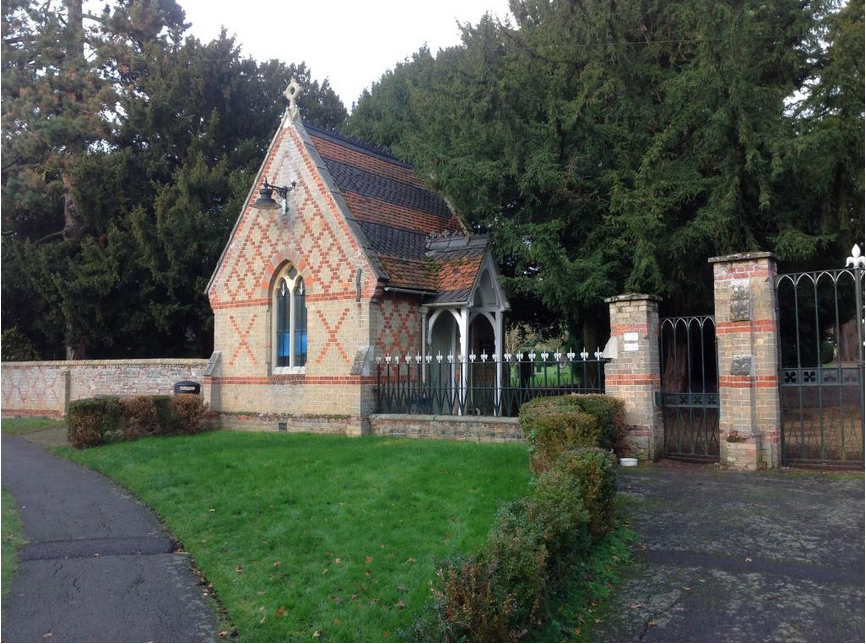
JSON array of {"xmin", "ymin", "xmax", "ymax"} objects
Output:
[{"xmin": 176, "ymin": 0, "xmax": 514, "ymax": 110}]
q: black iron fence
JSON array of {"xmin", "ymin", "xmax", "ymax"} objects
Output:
[{"xmin": 375, "ymin": 350, "xmax": 608, "ymax": 417}]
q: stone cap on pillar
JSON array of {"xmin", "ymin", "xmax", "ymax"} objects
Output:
[
  {"xmin": 604, "ymin": 293, "xmax": 661, "ymax": 303},
  {"xmin": 708, "ymin": 251, "xmax": 776, "ymax": 264}
]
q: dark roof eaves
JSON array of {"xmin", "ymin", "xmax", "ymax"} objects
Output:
[
  {"xmin": 296, "ymin": 120, "xmax": 390, "ymax": 283},
  {"xmin": 303, "ymin": 122, "xmax": 413, "ymax": 169}
]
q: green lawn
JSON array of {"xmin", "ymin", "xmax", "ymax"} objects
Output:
[
  {"xmin": 1, "ymin": 417, "xmax": 66, "ymax": 435},
  {"xmin": 1, "ymin": 486, "xmax": 25, "ymax": 603},
  {"xmin": 59, "ymin": 431, "xmax": 531, "ymax": 642}
]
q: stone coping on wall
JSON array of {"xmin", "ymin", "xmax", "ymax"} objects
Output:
[
  {"xmin": 603, "ymin": 293, "xmax": 661, "ymax": 303},
  {"xmin": 708, "ymin": 251, "xmax": 776, "ymax": 264},
  {"xmin": 2, "ymin": 359, "xmax": 208, "ymax": 367}
]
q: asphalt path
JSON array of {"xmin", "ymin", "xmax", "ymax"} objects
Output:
[
  {"xmin": 1, "ymin": 434, "xmax": 216, "ymax": 642},
  {"xmin": 595, "ymin": 464, "xmax": 865, "ymax": 642}
]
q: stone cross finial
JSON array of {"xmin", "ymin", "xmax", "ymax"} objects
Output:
[{"xmin": 284, "ymin": 79, "xmax": 302, "ymax": 117}]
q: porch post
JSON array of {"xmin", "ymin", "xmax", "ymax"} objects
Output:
[
  {"xmin": 710, "ymin": 252, "xmax": 781, "ymax": 469},
  {"xmin": 459, "ymin": 307, "xmax": 469, "ymax": 415},
  {"xmin": 604, "ymin": 294, "xmax": 663, "ymax": 461},
  {"xmin": 494, "ymin": 310, "xmax": 503, "ymax": 414}
]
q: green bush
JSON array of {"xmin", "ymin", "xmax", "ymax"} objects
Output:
[
  {"xmin": 569, "ymin": 395, "xmax": 626, "ymax": 456},
  {"xmin": 519, "ymin": 397, "xmax": 598, "ymax": 474},
  {"xmin": 553, "ymin": 448, "xmax": 617, "ymax": 541},
  {"xmin": 68, "ymin": 398, "xmax": 123, "ymax": 448},
  {"xmin": 420, "ymin": 469, "xmax": 590, "ymax": 642},
  {"xmin": 519, "ymin": 394, "xmax": 627, "ymax": 473}
]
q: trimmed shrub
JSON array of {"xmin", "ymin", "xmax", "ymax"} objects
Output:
[
  {"xmin": 420, "ymin": 469, "xmax": 590, "ymax": 642},
  {"xmin": 520, "ymin": 394, "xmax": 627, "ymax": 472},
  {"xmin": 169, "ymin": 394, "xmax": 208, "ymax": 434},
  {"xmin": 520, "ymin": 397, "xmax": 599, "ymax": 473},
  {"xmin": 553, "ymin": 448, "xmax": 617, "ymax": 541},
  {"xmin": 568, "ymin": 394, "xmax": 627, "ymax": 456},
  {"xmin": 151, "ymin": 395, "xmax": 175, "ymax": 435},
  {"xmin": 68, "ymin": 398, "xmax": 123, "ymax": 448},
  {"xmin": 120, "ymin": 396, "xmax": 160, "ymax": 440}
]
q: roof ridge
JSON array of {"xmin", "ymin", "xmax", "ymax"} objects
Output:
[{"xmin": 303, "ymin": 121, "xmax": 412, "ymax": 168}]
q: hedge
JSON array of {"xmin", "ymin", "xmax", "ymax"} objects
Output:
[
  {"xmin": 519, "ymin": 394, "xmax": 626, "ymax": 473},
  {"xmin": 412, "ymin": 395, "xmax": 624, "ymax": 641},
  {"xmin": 413, "ymin": 468, "xmax": 591, "ymax": 642},
  {"xmin": 552, "ymin": 448, "xmax": 617, "ymax": 542},
  {"xmin": 68, "ymin": 394, "xmax": 208, "ymax": 449}
]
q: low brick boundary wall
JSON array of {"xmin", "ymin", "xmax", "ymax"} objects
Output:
[
  {"xmin": 1, "ymin": 359, "xmax": 208, "ymax": 418},
  {"xmin": 369, "ymin": 414, "xmax": 523, "ymax": 442},
  {"xmin": 217, "ymin": 412, "xmax": 366, "ymax": 436}
]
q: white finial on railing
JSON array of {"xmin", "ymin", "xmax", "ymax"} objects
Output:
[
  {"xmin": 517, "ymin": 352, "xmax": 525, "ymax": 361},
  {"xmin": 846, "ymin": 244, "xmax": 865, "ymax": 269},
  {"xmin": 385, "ymin": 355, "xmax": 392, "ymax": 364},
  {"xmin": 425, "ymin": 355, "xmax": 432, "ymax": 364},
  {"xmin": 594, "ymin": 347, "xmax": 603, "ymax": 360},
  {"xmin": 376, "ymin": 356, "xmax": 382, "ymax": 364},
  {"xmin": 567, "ymin": 349, "xmax": 576, "ymax": 361},
  {"xmin": 541, "ymin": 351, "xmax": 549, "ymax": 361},
  {"xmin": 404, "ymin": 354, "xmax": 412, "ymax": 364},
  {"xmin": 447, "ymin": 352, "xmax": 454, "ymax": 363},
  {"xmin": 528, "ymin": 351, "xmax": 536, "ymax": 362},
  {"xmin": 469, "ymin": 353, "xmax": 476, "ymax": 362},
  {"xmin": 480, "ymin": 351, "xmax": 488, "ymax": 362},
  {"xmin": 554, "ymin": 351, "xmax": 562, "ymax": 362},
  {"xmin": 504, "ymin": 352, "xmax": 512, "ymax": 362},
  {"xmin": 436, "ymin": 352, "xmax": 443, "ymax": 363},
  {"xmin": 414, "ymin": 354, "xmax": 422, "ymax": 364},
  {"xmin": 580, "ymin": 348, "xmax": 589, "ymax": 361}
]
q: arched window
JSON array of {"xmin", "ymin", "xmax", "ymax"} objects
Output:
[
  {"xmin": 273, "ymin": 266, "xmax": 307, "ymax": 370},
  {"xmin": 293, "ymin": 277, "xmax": 307, "ymax": 367}
]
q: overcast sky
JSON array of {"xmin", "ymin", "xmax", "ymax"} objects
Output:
[{"xmin": 174, "ymin": 0, "xmax": 513, "ymax": 110}]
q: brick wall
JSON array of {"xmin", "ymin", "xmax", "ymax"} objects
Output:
[
  {"xmin": 369, "ymin": 414, "xmax": 523, "ymax": 442},
  {"xmin": 1, "ymin": 359, "xmax": 208, "ymax": 417}
]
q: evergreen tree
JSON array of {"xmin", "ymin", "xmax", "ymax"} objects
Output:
[
  {"xmin": 2, "ymin": 1, "xmax": 347, "ymax": 359},
  {"xmin": 348, "ymin": 0, "xmax": 864, "ymax": 343}
]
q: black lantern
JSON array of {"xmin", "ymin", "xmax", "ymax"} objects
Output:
[{"xmin": 253, "ymin": 178, "xmax": 296, "ymax": 212}]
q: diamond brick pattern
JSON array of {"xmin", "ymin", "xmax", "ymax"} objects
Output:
[{"xmin": 377, "ymin": 298, "xmax": 421, "ymax": 357}]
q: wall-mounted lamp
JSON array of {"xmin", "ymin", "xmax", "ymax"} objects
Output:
[{"xmin": 253, "ymin": 178, "xmax": 296, "ymax": 213}]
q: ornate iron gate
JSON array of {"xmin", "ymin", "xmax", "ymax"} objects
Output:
[
  {"xmin": 658, "ymin": 316, "xmax": 720, "ymax": 460},
  {"xmin": 775, "ymin": 247, "xmax": 865, "ymax": 468}
]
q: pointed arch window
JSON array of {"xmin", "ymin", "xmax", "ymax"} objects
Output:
[{"xmin": 273, "ymin": 266, "xmax": 307, "ymax": 371}]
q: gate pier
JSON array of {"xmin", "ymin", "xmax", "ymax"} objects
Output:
[
  {"xmin": 604, "ymin": 294, "xmax": 664, "ymax": 461},
  {"xmin": 710, "ymin": 252, "xmax": 781, "ymax": 470}
]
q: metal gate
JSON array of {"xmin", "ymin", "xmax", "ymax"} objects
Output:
[
  {"xmin": 775, "ymin": 248, "xmax": 865, "ymax": 468},
  {"xmin": 658, "ymin": 316, "xmax": 720, "ymax": 460}
]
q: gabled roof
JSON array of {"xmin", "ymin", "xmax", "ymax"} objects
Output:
[{"xmin": 304, "ymin": 124, "xmax": 484, "ymax": 296}]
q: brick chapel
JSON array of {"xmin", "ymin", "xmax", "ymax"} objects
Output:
[{"xmin": 203, "ymin": 81, "xmax": 509, "ymax": 434}]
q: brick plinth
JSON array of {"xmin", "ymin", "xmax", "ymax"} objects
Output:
[
  {"xmin": 369, "ymin": 414, "xmax": 522, "ymax": 442},
  {"xmin": 217, "ymin": 412, "xmax": 367, "ymax": 436},
  {"xmin": 604, "ymin": 294, "xmax": 663, "ymax": 460},
  {"xmin": 710, "ymin": 252, "xmax": 781, "ymax": 469}
]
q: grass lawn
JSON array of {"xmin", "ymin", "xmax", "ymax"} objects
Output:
[
  {"xmin": 59, "ymin": 431, "xmax": 531, "ymax": 642},
  {"xmin": 1, "ymin": 417, "xmax": 66, "ymax": 435},
  {"xmin": 1, "ymin": 486, "xmax": 25, "ymax": 603}
]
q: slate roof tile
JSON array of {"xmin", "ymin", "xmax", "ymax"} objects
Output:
[{"xmin": 304, "ymin": 124, "xmax": 490, "ymax": 298}]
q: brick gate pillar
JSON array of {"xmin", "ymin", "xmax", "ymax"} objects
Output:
[
  {"xmin": 710, "ymin": 252, "xmax": 781, "ymax": 470},
  {"xmin": 604, "ymin": 294, "xmax": 663, "ymax": 461}
]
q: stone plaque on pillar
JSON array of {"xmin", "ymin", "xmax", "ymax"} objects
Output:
[{"xmin": 730, "ymin": 279, "xmax": 751, "ymax": 321}]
